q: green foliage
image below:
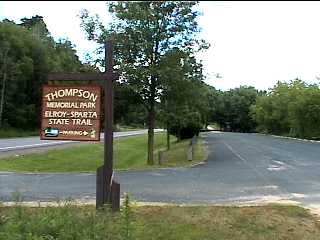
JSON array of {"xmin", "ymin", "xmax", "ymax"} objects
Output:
[
  {"xmin": 0, "ymin": 203, "xmax": 119, "ymax": 240},
  {"xmin": 120, "ymin": 194, "xmax": 135, "ymax": 240},
  {"xmin": 0, "ymin": 17, "xmax": 85, "ymax": 130},
  {"xmin": 0, "ymin": 128, "xmax": 38, "ymax": 138},
  {"xmin": 211, "ymin": 86, "xmax": 260, "ymax": 132},
  {"xmin": 1, "ymin": 204, "xmax": 319, "ymax": 240},
  {"xmin": 114, "ymin": 82, "xmax": 147, "ymax": 127},
  {"xmin": 251, "ymin": 79, "xmax": 320, "ymax": 139},
  {"xmin": 167, "ymin": 110, "xmax": 202, "ymax": 140},
  {"xmin": 80, "ymin": 1, "xmax": 209, "ymax": 164},
  {"xmin": 157, "ymin": 48, "xmax": 211, "ymax": 140},
  {"xmin": 0, "ymin": 15, "xmax": 151, "ymax": 133}
]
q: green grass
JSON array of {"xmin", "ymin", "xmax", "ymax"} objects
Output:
[
  {"xmin": 157, "ymin": 137, "xmax": 206, "ymax": 167},
  {"xmin": 0, "ymin": 202, "xmax": 319, "ymax": 240},
  {"xmin": 0, "ymin": 128, "xmax": 39, "ymax": 138},
  {"xmin": 0, "ymin": 133, "xmax": 206, "ymax": 173}
]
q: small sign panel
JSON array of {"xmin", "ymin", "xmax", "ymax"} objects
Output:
[{"xmin": 41, "ymin": 85, "xmax": 101, "ymax": 141}]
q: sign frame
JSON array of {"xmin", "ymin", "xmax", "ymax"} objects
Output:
[
  {"xmin": 44, "ymin": 40, "xmax": 120, "ymax": 211},
  {"xmin": 40, "ymin": 84, "xmax": 102, "ymax": 142}
]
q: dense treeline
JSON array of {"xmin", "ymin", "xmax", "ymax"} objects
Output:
[
  {"xmin": 251, "ymin": 79, "xmax": 320, "ymax": 140},
  {"xmin": 211, "ymin": 86, "xmax": 263, "ymax": 132},
  {"xmin": 0, "ymin": 16, "xmax": 86, "ymax": 129},
  {"xmin": 210, "ymin": 79, "xmax": 320, "ymax": 140},
  {"xmin": 1, "ymin": 13, "xmax": 320, "ymax": 144},
  {"xmin": 0, "ymin": 16, "xmax": 146, "ymax": 131},
  {"xmin": 0, "ymin": 14, "xmax": 210, "ymax": 140}
]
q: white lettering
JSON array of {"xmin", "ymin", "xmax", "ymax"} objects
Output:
[
  {"xmin": 71, "ymin": 119, "xmax": 93, "ymax": 125},
  {"xmin": 46, "ymin": 102, "xmax": 96, "ymax": 109},
  {"xmin": 48, "ymin": 119, "xmax": 69, "ymax": 125},
  {"xmin": 45, "ymin": 111, "xmax": 67, "ymax": 118},
  {"xmin": 45, "ymin": 88, "xmax": 98, "ymax": 102},
  {"xmin": 83, "ymin": 90, "xmax": 90, "ymax": 99},
  {"xmin": 70, "ymin": 111, "xmax": 97, "ymax": 118}
]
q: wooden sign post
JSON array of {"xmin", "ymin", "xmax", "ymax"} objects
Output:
[{"xmin": 45, "ymin": 40, "xmax": 120, "ymax": 211}]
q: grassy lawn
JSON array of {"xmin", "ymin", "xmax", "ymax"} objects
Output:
[
  {"xmin": 0, "ymin": 128, "xmax": 39, "ymax": 138},
  {"xmin": 0, "ymin": 133, "xmax": 206, "ymax": 172},
  {"xmin": 157, "ymin": 137, "xmax": 206, "ymax": 168},
  {"xmin": 0, "ymin": 203, "xmax": 319, "ymax": 239}
]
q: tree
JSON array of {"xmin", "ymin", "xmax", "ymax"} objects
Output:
[
  {"xmin": 211, "ymin": 86, "xmax": 259, "ymax": 132},
  {"xmin": 251, "ymin": 79, "xmax": 320, "ymax": 139},
  {"xmin": 158, "ymin": 49, "xmax": 206, "ymax": 146},
  {"xmin": 80, "ymin": 1, "xmax": 209, "ymax": 164},
  {"xmin": 0, "ymin": 40, "xmax": 10, "ymax": 128},
  {"xmin": 19, "ymin": 15, "xmax": 51, "ymax": 40},
  {"xmin": 0, "ymin": 17, "xmax": 88, "ymax": 129},
  {"xmin": 114, "ymin": 81, "xmax": 147, "ymax": 128}
]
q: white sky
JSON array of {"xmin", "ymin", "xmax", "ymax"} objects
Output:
[{"xmin": 1, "ymin": 1, "xmax": 320, "ymax": 91}]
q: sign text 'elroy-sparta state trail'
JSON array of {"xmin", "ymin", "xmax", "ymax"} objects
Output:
[{"xmin": 41, "ymin": 85, "xmax": 101, "ymax": 141}]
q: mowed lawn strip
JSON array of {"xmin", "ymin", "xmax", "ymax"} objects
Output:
[
  {"xmin": 0, "ymin": 204, "xmax": 319, "ymax": 239},
  {"xmin": 0, "ymin": 129, "xmax": 39, "ymax": 138},
  {"xmin": 155, "ymin": 136, "xmax": 206, "ymax": 168},
  {"xmin": 0, "ymin": 133, "xmax": 206, "ymax": 172},
  {"xmin": 133, "ymin": 205, "xmax": 320, "ymax": 240}
]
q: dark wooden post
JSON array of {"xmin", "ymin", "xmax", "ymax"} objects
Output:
[
  {"xmin": 46, "ymin": 39, "xmax": 120, "ymax": 211},
  {"xmin": 104, "ymin": 40, "xmax": 115, "ymax": 205},
  {"xmin": 105, "ymin": 40, "xmax": 114, "ymax": 171},
  {"xmin": 96, "ymin": 40, "xmax": 120, "ymax": 211}
]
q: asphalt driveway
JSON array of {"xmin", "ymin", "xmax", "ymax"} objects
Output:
[{"xmin": 1, "ymin": 132, "xmax": 320, "ymax": 209}]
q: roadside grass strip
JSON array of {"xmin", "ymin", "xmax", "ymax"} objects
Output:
[
  {"xmin": 0, "ymin": 133, "xmax": 206, "ymax": 173},
  {"xmin": 0, "ymin": 201, "xmax": 319, "ymax": 240},
  {"xmin": 0, "ymin": 129, "xmax": 39, "ymax": 139}
]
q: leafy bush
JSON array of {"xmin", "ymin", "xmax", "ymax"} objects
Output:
[
  {"xmin": 179, "ymin": 124, "xmax": 201, "ymax": 140},
  {"xmin": 168, "ymin": 111, "xmax": 202, "ymax": 140}
]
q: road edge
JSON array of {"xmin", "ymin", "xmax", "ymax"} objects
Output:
[{"xmin": 253, "ymin": 133, "xmax": 320, "ymax": 143}]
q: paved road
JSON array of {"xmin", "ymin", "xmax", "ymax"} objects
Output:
[
  {"xmin": 0, "ymin": 129, "xmax": 163, "ymax": 157},
  {"xmin": 1, "ymin": 132, "xmax": 320, "ymax": 209}
]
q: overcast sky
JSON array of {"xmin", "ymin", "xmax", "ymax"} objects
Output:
[{"xmin": 1, "ymin": 1, "xmax": 320, "ymax": 91}]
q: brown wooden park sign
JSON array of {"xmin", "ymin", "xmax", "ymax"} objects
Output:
[
  {"xmin": 41, "ymin": 40, "xmax": 120, "ymax": 211},
  {"xmin": 41, "ymin": 85, "xmax": 101, "ymax": 141}
]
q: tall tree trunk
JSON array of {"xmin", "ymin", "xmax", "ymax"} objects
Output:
[
  {"xmin": 166, "ymin": 122, "xmax": 170, "ymax": 150},
  {"xmin": 147, "ymin": 76, "xmax": 156, "ymax": 165},
  {"xmin": 177, "ymin": 127, "xmax": 181, "ymax": 142},
  {"xmin": 147, "ymin": 34, "xmax": 160, "ymax": 165},
  {"xmin": 0, "ymin": 63, "xmax": 7, "ymax": 129},
  {"xmin": 147, "ymin": 106, "xmax": 155, "ymax": 165}
]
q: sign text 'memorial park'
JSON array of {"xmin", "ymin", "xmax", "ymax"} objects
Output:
[{"xmin": 41, "ymin": 85, "xmax": 101, "ymax": 141}]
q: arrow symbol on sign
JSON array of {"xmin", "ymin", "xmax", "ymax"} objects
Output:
[{"xmin": 83, "ymin": 131, "xmax": 88, "ymax": 136}]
